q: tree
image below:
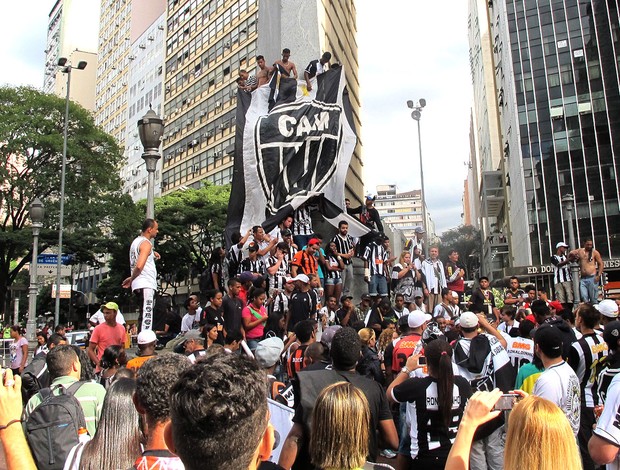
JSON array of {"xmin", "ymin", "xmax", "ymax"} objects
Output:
[
  {"xmin": 0, "ymin": 86, "xmax": 124, "ymax": 318},
  {"xmin": 438, "ymin": 224, "xmax": 482, "ymax": 281},
  {"xmin": 96, "ymin": 184, "xmax": 230, "ymax": 302}
]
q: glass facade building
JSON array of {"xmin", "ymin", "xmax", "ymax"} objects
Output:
[{"xmin": 491, "ymin": 0, "xmax": 620, "ymax": 267}]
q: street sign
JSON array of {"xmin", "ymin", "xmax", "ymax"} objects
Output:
[
  {"xmin": 37, "ymin": 264, "xmax": 71, "ymax": 277},
  {"xmin": 37, "ymin": 254, "xmax": 72, "ymax": 265},
  {"xmin": 51, "ymin": 284, "xmax": 72, "ymax": 299}
]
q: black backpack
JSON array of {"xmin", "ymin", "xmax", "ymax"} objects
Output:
[
  {"xmin": 21, "ymin": 353, "xmax": 50, "ymax": 403},
  {"xmin": 25, "ymin": 382, "xmax": 88, "ymax": 470}
]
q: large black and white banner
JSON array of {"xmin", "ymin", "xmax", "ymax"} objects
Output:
[{"xmin": 226, "ymin": 67, "xmax": 367, "ymax": 242}]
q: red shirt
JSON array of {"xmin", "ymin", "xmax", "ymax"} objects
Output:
[
  {"xmin": 90, "ymin": 322, "xmax": 126, "ymax": 371},
  {"xmin": 391, "ymin": 333, "xmax": 422, "ymax": 373}
]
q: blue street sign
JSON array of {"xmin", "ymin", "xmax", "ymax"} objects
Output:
[{"xmin": 37, "ymin": 254, "xmax": 72, "ymax": 265}]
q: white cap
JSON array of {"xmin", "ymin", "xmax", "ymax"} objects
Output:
[
  {"xmin": 408, "ymin": 311, "xmax": 432, "ymax": 329},
  {"xmin": 556, "ymin": 242, "xmax": 569, "ymax": 249},
  {"xmin": 287, "ymin": 274, "xmax": 309, "ymax": 283},
  {"xmin": 460, "ymin": 311, "xmax": 479, "ymax": 328},
  {"xmin": 137, "ymin": 329, "xmax": 157, "ymax": 345},
  {"xmin": 596, "ymin": 299, "xmax": 619, "ymax": 318}
]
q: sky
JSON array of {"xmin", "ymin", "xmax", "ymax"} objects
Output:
[{"xmin": 0, "ymin": 1, "xmax": 472, "ymax": 235}]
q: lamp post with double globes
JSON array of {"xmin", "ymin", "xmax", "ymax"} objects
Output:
[
  {"xmin": 407, "ymin": 98, "xmax": 428, "ymax": 257},
  {"xmin": 137, "ymin": 107, "xmax": 165, "ymax": 219},
  {"xmin": 562, "ymin": 193, "xmax": 581, "ymax": 306},
  {"xmin": 27, "ymin": 198, "xmax": 45, "ymax": 345},
  {"xmin": 54, "ymin": 57, "xmax": 87, "ymax": 327}
]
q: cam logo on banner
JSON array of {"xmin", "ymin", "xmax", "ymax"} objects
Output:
[{"xmin": 255, "ymin": 101, "xmax": 341, "ymax": 213}]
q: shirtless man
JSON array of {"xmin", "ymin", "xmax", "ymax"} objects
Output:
[
  {"xmin": 255, "ymin": 55, "xmax": 272, "ymax": 87},
  {"xmin": 273, "ymin": 48, "xmax": 298, "ymax": 79},
  {"xmin": 570, "ymin": 238, "xmax": 604, "ymax": 304}
]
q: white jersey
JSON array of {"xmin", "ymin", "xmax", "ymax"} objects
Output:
[
  {"xmin": 593, "ymin": 373, "xmax": 620, "ymax": 470},
  {"xmin": 89, "ymin": 309, "xmax": 125, "ymax": 326},
  {"xmin": 129, "ymin": 235, "xmax": 157, "ymax": 290},
  {"xmin": 505, "ymin": 336, "xmax": 534, "ymax": 371},
  {"xmin": 533, "ymin": 361, "xmax": 581, "ymax": 436}
]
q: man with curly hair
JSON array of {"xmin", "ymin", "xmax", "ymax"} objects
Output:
[{"xmin": 133, "ymin": 354, "xmax": 192, "ymax": 469}]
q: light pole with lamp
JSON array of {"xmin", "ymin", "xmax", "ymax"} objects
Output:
[
  {"xmin": 407, "ymin": 98, "xmax": 428, "ymax": 257},
  {"xmin": 562, "ymin": 194, "xmax": 581, "ymax": 307},
  {"xmin": 54, "ymin": 57, "xmax": 87, "ymax": 327},
  {"xmin": 27, "ymin": 198, "xmax": 45, "ymax": 346},
  {"xmin": 137, "ymin": 107, "xmax": 165, "ymax": 219}
]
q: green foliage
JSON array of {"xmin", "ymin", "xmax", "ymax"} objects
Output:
[
  {"xmin": 0, "ymin": 86, "xmax": 124, "ymax": 316},
  {"xmin": 438, "ymin": 224, "xmax": 482, "ymax": 281}
]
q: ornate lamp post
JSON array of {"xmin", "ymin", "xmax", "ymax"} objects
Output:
[
  {"xmin": 137, "ymin": 107, "xmax": 165, "ymax": 219},
  {"xmin": 27, "ymin": 198, "xmax": 45, "ymax": 344},
  {"xmin": 562, "ymin": 193, "xmax": 581, "ymax": 306}
]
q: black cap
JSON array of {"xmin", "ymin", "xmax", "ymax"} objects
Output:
[
  {"xmin": 340, "ymin": 295, "xmax": 353, "ymax": 304},
  {"xmin": 534, "ymin": 324, "xmax": 563, "ymax": 358},
  {"xmin": 361, "ymin": 293, "xmax": 371, "ymax": 301},
  {"xmin": 604, "ymin": 321, "xmax": 620, "ymax": 350},
  {"xmin": 398, "ymin": 314, "xmax": 410, "ymax": 327},
  {"xmin": 281, "ymin": 229, "xmax": 292, "ymax": 237}
]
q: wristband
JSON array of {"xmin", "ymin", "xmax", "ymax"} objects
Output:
[
  {"xmin": 364, "ymin": 268, "xmax": 370, "ymax": 278},
  {"xmin": 0, "ymin": 419, "xmax": 21, "ymax": 431}
]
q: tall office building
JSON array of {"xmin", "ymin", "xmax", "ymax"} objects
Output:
[
  {"xmin": 374, "ymin": 184, "xmax": 435, "ymax": 241},
  {"xmin": 161, "ymin": 0, "xmax": 363, "ymax": 202},
  {"xmin": 469, "ymin": 0, "xmax": 620, "ymax": 280},
  {"xmin": 43, "ymin": 0, "xmax": 99, "ymax": 110}
]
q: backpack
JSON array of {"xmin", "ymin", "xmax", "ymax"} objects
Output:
[
  {"xmin": 21, "ymin": 353, "xmax": 50, "ymax": 403},
  {"xmin": 25, "ymin": 382, "xmax": 88, "ymax": 470}
]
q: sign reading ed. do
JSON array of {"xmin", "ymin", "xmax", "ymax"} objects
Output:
[{"xmin": 509, "ymin": 258, "xmax": 620, "ymax": 277}]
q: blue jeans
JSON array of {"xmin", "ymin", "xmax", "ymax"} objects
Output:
[
  {"xmin": 368, "ymin": 274, "xmax": 388, "ymax": 297},
  {"xmin": 398, "ymin": 402, "xmax": 411, "ymax": 455},
  {"xmin": 580, "ymin": 275, "xmax": 599, "ymax": 304}
]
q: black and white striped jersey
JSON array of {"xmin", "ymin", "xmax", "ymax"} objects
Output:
[
  {"xmin": 267, "ymin": 256, "xmax": 289, "ymax": 291},
  {"xmin": 239, "ymin": 257, "xmax": 265, "ymax": 275},
  {"xmin": 363, "ymin": 242, "xmax": 388, "ymax": 277},
  {"xmin": 551, "ymin": 254, "xmax": 572, "ymax": 284},
  {"xmin": 331, "ymin": 233, "xmax": 355, "ymax": 265},
  {"xmin": 568, "ymin": 332, "xmax": 609, "ymax": 407}
]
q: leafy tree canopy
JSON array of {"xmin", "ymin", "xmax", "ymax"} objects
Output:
[{"xmin": 0, "ymin": 86, "xmax": 124, "ymax": 316}]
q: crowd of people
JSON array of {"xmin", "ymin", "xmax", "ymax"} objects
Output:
[{"xmin": 1, "ymin": 201, "xmax": 617, "ymax": 470}]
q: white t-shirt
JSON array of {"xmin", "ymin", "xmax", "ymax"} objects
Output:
[
  {"xmin": 89, "ymin": 309, "xmax": 125, "ymax": 326},
  {"xmin": 129, "ymin": 235, "xmax": 157, "ymax": 290},
  {"xmin": 593, "ymin": 373, "xmax": 620, "ymax": 470},
  {"xmin": 497, "ymin": 320, "xmax": 520, "ymax": 335},
  {"xmin": 181, "ymin": 308, "xmax": 202, "ymax": 333},
  {"xmin": 533, "ymin": 361, "xmax": 581, "ymax": 436},
  {"xmin": 505, "ymin": 336, "xmax": 534, "ymax": 371}
]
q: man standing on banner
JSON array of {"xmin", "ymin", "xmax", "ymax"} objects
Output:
[
  {"xmin": 122, "ymin": 219, "xmax": 160, "ymax": 330},
  {"xmin": 303, "ymin": 52, "xmax": 331, "ymax": 92}
]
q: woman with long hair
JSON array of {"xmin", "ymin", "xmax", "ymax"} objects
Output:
[
  {"xmin": 242, "ymin": 288, "xmax": 268, "ymax": 351},
  {"xmin": 96, "ymin": 345, "xmax": 128, "ymax": 389},
  {"xmin": 64, "ymin": 378, "xmax": 143, "ymax": 470},
  {"xmin": 202, "ymin": 323, "xmax": 219, "ymax": 348},
  {"xmin": 324, "ymin": 241, "xmax": 345, "ymax": 302},
  {"xmin": 34, "ymin": 332, "xmax": 48, "ymax": 356},
  {"xmin": 445, "ymin": 391, "xmax": 581, "ymax": 470},
  {"xmin": 310, "ymin": 382, "xmax": 394, "ymax": 470},
  {"xmin": 357, "ymin": 328, "xmax": 384, "ymax": 384},
  {"xmin": 9, "ymin": 325, "xmax": 28, "ymax": 375},
  {"xmin": 387, "ymin": 339, "xmax": 472, "ymax": 469},
  {"xmin": 391, "ymin": 251, "xmax": 421, "ymax": 306}
]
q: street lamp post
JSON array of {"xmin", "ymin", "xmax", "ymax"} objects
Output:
[
  {"xmin": 28, "ymin": 199, "xmax": 45, "ymax": 345},
  {"xmin": 54, "ymin": 57, "xmax": 87, "ymax": 327},
  {"xmin": 407, "ymin": 98, "xmax": 428, "ymax": 257},
  {"xmin": 562, "ymin": 194, "xmax": 581, "ymax": 307},
  {"xmin": 137, "ymin": 107, "xmax": 165, "ymax": 219}
]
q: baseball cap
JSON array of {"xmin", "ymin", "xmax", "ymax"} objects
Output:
[
  {"xmin": 239, "ymin": 271, "xmax": 257, "ymax": 283},
  {"xmin": 321, "ymin": 325, "xmax": 342, "ymax": 349},
  {"xmin": 556, "ymin": 242, "xmax": 569, "ymax": 249},
  {"xmin": 308, "ymin": 238, "xmax": 321, "ymax": 246},
  {"xmin": 460, "ymin": 311, "xmax": 479, "ymax": 329},
  {"xmin": 340, "ymin": 295, "xmax": 353, "ymax": 304},
  {"xmin": 281, "ymin": 228, "xmax": 292, "ymax": 237},
  {"xmin": 103, "ymin": 301, "xmax": 119, "ymax": 311},
  {"xmin": 408, "ymin": 311, "xmax": 432, "ymax": 329},
  {"xmin": 247, "ymin": 242, "xmax": 259, "ymax": 252},
  {"xmin": 254, "ymin": 337, "xmax": 284, "ymax": 368},
  {"xmin": 603, "ymin": 321, "xmax": 620, "ymax": 349},
  {"xmin": 137, "ymin": 329, "xmax": 157, "ymax": 345},
  {"xmin": 361, "ymin": 293, "xmax": 372, "ymax": 301},
  {"xmin": 414, "ymin": 226, "xmax": 426, "ymax": 234},
  {"xmin": 287, "ymin": 274, "xmax": 309, "ymax": 283},
  {"xmin": 596, "ymin": 299, "xmax": 619, "ymax": 318},
  {"xmin": 365, "ymin": 193, "xmax": 376, "ymax": 201},
  {"xmin": 534, "ymin": 324, "xmax": 563, "ymax": 357},
  {"xmin": 548, "ymin": 301, "xmax": 564, "ymax": 313},
  {"xmin": 183, "ymin": 330, "xmax": 203, "ymax": 341}
]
